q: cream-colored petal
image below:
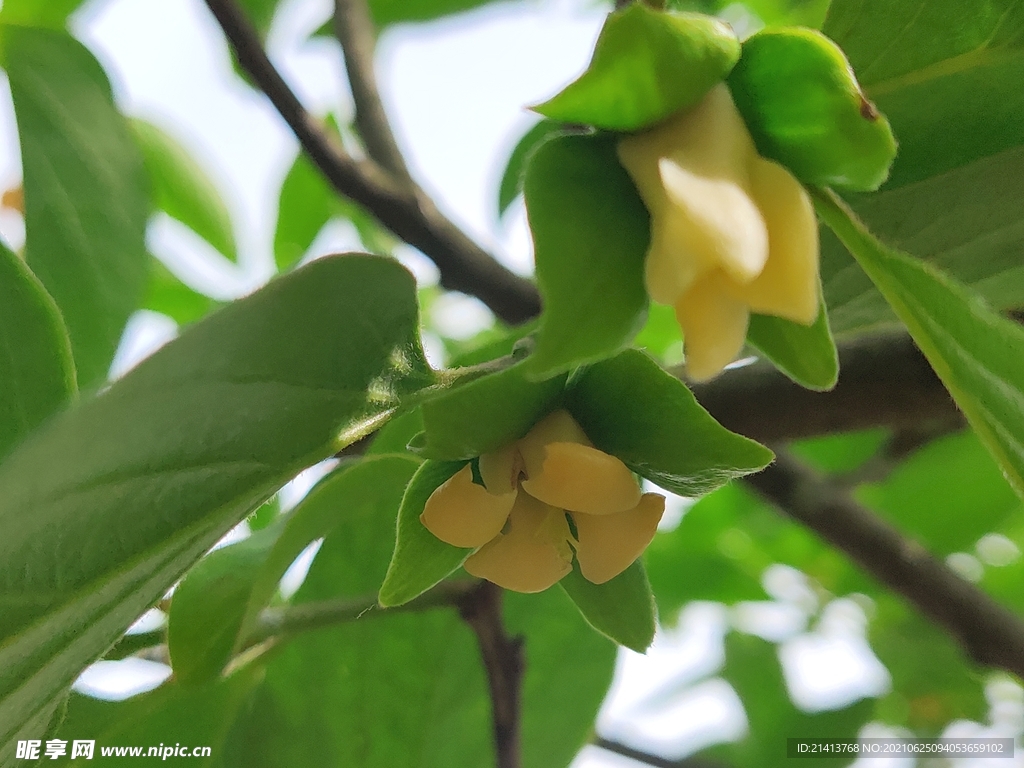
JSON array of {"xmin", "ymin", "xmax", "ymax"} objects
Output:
[
  {"xmin": 478, "ymin": 443, "xmax": 522, "ymax": 495},
  {"xmin": 658, "ymin": 158, "xmax": 769, "ymax": 285},
  {"xmin": 517, "ymin": 409, "xmax": 592, "ymax": 483},
  {"xmin": 463, "ymin": 492, "xmax": 573, "ymax": 593},
  {"xmin": 420, "ymin": 464, "xmax": 516, "ymax": 549},
  {"xmin": 729, "ymin": 158, "xmax": 820, "ymax": 324},
  {"xmin": 573, "ymin": 493, "xmax": 666, "ymax": 584},
  {"xmin": 676, "ymin": 271, "xmax": 751, "ymax": 382},
  {"xmin": 520, "ymin": 442, "xmax": 641, "ymax": 515},
  {"xmin": 643, "ymin": 211, "xmax": 714, "ymax": 305}
]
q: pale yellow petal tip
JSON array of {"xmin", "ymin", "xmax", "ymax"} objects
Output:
[
  {"xmin": 420, "ymin": 465, "xmax": 516, "ymax": 549},
  {"xmin": 521, "ymin": 442, "xmax": 641, "ymax": 515},
  {"xmin": 574, "ymin": 493, "xmax": 666, "ymax": 584}
]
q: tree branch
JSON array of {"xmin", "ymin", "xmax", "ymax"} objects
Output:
[
  {"xmin": 332, "ymin": 0, "xmax": 411, "ymax": 181},
  {"xmin": 744, "ymin": 450, "xmax": 1024, "ymax": 679},
  {"xmin": 202, "ymin": 0, "xmax": 540, "ymax": 324},
  {"xmin": 457, "ymin": 582, "xmax": 524, "ymax": 768},
  {"xmin": 594, "ymin": 737, "xmax": 726, "ymax": 768}
]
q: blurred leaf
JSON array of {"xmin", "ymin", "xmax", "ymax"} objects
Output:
[
  {"xmin": 169, "ymin": 456, "xmax": 419, "ymax": 685},
  {"xmin": 0, "ymin": 240, "xmax": 75, "ymax": 461},
  {"xmin": 0, "ymin": 255, "xmax": 430, "ymax": 755},
  {"xmin": 1, "ymin": 25, "xmax": 150, "ymax": 388},
  {"xmin": 143, "ymin": 258, "xmax": 219, "ymax": 327},
  {"xmin": 534, "ymin": 4, "xmax": 740, "ymax": 131},
  {"xmin": 524, "ymin": 133, "xmax": 650, "ymax": 379},
  {"xmin": 821, "ymin": 0, "xmax": 1024, "ymax": 333},
  {"xmin": 869, "ymin": 595, "xmax": 987, "ymax": 734},
  {"xmin": 379, "ymin": 460, "xmax": 471, "ymax": 607},
  {"xmin": 131, "ymin": 119, "xmax": 237, "ymax": 262},
  {"xmin": 497, "ymin": 120, "xmax": 563, "ymax": 218},
  {"xmin": 728, "ymin": 28, "xmax": 896, "ymax": 191},
  {"xmin": 222, "ymin": 461, "xmax": 615, "ymax": 768},
  {"xmin": 857, "ymin": 431, "xmax": 1020, "ymax": 555},
  {"xmin": 0, "ymin": 0, "xmax": 82, "ymax": 28},
  {"xmin": 707, "ymin": 633, "xmax": 872, "ymax": 767},
  {"xmin": 238, "ymin": 0, "xmax": 279, "ymax": 37},
  {"xmin": 816, "ymin": 190, "xmax": 1024, "ymax": 501},
  {"xmin": 748, "ymin": 293, "xmax": 838, "ymax": 391},
  {"xmin": 417, "ymin": 363, "xmax": 565, "ymax": 460},
  {"xmin": 57, "ymin": 670, "xmax": 261, "ymax": 766},
  {"xmin": 567, "ymin": 350, "xmax": 773, "ymax": 497},
  {"xmin": 633, "ymin": 301, "xmax": 682, "ymax": 361},
  {"xmin": 560, "ymin": 560, "xmax": 656, "ymax": 652},
  {"xmin": 791, "ymin": 428, "xmax": 888, "ymax": 475}
]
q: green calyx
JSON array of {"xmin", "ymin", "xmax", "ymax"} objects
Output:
[{"xmin": 728, "ymin": 27, "xmax": 898, "ymax": 191}]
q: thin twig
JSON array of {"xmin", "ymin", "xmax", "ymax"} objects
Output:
[
  {"xmin": 333, "ymin": 0, "xmax": 411, "ymax": 181},
  {"xmin": 202, "ymin": 0, "xmax": 540, "ymax": 324},
  {"xmin": 594, "ymin": 737, "xmax": 726, "ymax": 768},
  {"xmin": 457, "ymin": 582, "xmax": 524, "ymax": 768},
  {"xmin": 745, "ymin": 450, "xmax": 1024, "ymax": 679}
]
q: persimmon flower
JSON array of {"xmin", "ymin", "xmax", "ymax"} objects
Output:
[
  {"xmin": 617, "ymin": 83, "xmax": 820, "ymax": 381},
  {"xmin": 419, "ymin": 410, "xmax": 665, "ymax": 593}
]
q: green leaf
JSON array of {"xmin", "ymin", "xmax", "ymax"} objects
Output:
[
  {"xmin": 567, "ymin": 349, "xmax": 773, "ymax": 497},
  {"xmin": 0, "ymin": 255, "xmax": 430, "ymax": 755},
  {"xmin": 131, "ymin": 119, "xmax": 238, "ymax": 262},
  {"xmin": 815, "ymin": 188, "xmax": 1024, "ymax": 500},
  {"xmin": 143, "ymin": 258, "xmax": 219, "ymax": 327},
  {"xmin": 379, "ymin": 460, "xmax": 472, "ymax": 607},
  {"xmin": 168, "ymin": 455, "xmax": 419, "ymax": 685},
  {"xmin": 560, "ymin": 560, "xmax": 656, "ymax": 652},
  {"xmin": 1, "ymin": 25, "xmax": 150, "ymax": 389},
  {"xmin": 534, "ymin": 5, "xmax": 740, "ymax": 131},
  {"xmin": 747, "ymin": 292, "xmax": 838, "ymax": 391},
  {"xmin": 728, "ymin": 27, "xmax": 897, "ymax": 191},
  {"xmin": 223, "ymin": 466, "xmax": 615, "ymax": 768},
  {"xmin": 0, "ymin": 0, "xmax": 83, "ymax": 28},
  {"xmin": 418, "ymin": 363, "xmax": 565, "ymax": 460},
  {"xmin": 524, "ymin": 133, "xmax": 650, "ymax": 380},
  {"xmin": 0, "ymin": 240, "xmax": 75, "ymax": 460},
  {"xmin": 497, "ymin": 120, "xmax": 564, "ymax": 218}
]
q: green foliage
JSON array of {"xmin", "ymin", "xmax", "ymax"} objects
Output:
[
  {"xmin": 1, "ymin": 24, "xmax": 150, "ymax": 388},
  {"xmin": 567, "ymin": 350, "xmax": 773, "ymax": 497},
  {"xmin": 747, "ymin": 293, "xmax": 838, "ymax": 391},
  {"xmin": 0, "ymin": 256, "xmax": 429, "ymax": 756},
  {"xmin": 143, "ymin": 258, "xmax": 219, "ymax": 327},
  {"xmin": 534, "ymin": 4, "xmax": 740, "ymax": 131},
  {"xmin": 497, "ymin": 120, "xmax": 563, "ymax": 218},
  {"xmin": 728, "ymin": 28, "xmax": 897, "ymax": 191},
  {"xmin": 0, "ymin": 241, "xmax": 75, "ymax": 460},
  {"xmin": 523, "ymin": 133, "xmax": 650, "ymax": 379},
  {"xmin": 0, "ymin": 0, "xmax": 83, "ymax": 28},
  {"xmin": 560, "ymin": 561, "xmax": 656, "ymax": 652}
]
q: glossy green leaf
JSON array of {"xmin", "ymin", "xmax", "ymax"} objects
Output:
[
  {"xmin": 524, "ymin": 133, "xmax": 650, "ymax": 379},
  {"xmin": 567, "ymin": 350, "xmax": 773, "ymax": 497},
  {"xmin": 379, "ymin": 460, "xmax": 471, "ymax": 607},
  {"xmin": 131, "ymin": 119, "xmax": 237, "ymax": 262},
  {"xmin": 0, "ymin": 255, "xmax": 430, "ymax": 755},
  {"xmin": 747, "ymin": 293, "xmax": 838, "ymax": 391},
  {"xmin": 728, "ymin": 28, "xmax": 897, "ymax": 191},
  {"xmin": 1, "ymin": 25, "xmax": 150, "ymax": 388},
  {"xmin": 816, "ymin": 189, "xmax": 1024, "ymax": 500},
  {"xmin": 559, "ymin": 560, "xmax": 656, "ymax": 652},
  {"xmin": 706, "ymin": 633, "xmax": 872, "ymax": 767},
  {"xmin": 224, "ymin": 467, "xmax": 615, "ymax": 768},
  {"xmin": 169, "ymin": 455, "xmax": 419, "ymax": 685},
  {"xmin": 418, "ymin": 363, "xmax": 565, "ymax": 460},
  {"xmin": 534, "ymin": 4, "xmax": 740, "ymax": 131},
  {"xmin": 143, "ymin": 258, "xmax": 218, "ymax": 327},
  {"xmin": 0, "ymin": 240, "xmax": 75, "ymax": 461},
  {"xmin": 497, "ymin": 120, "xmax": 564, "ymax": 217}
]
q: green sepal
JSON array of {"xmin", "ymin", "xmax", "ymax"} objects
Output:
[
  {"xmin": 379, "ymin": 460, "xmax": 473, "ymax": 607},
  {"xmin": 534, "ymin": 5, "xmax": 740, "ymax": 131},
  {"xmin": 567, "ymin": 349, "xmax": 773, "ymax": 496},
  {"xmin": 497, "ymin": 120, "xmax": 565, "ymax": 218},
  {"xmin": 417, "ymin": 362, "xmax": 565, "ymax": 460},
  {"xmin": 728, "ymin": 27, "xmax": 897, "ymax": 191},
  {"xmin": 524, "ymin": 133, "xmax": 650, "ymax": 380},
  {"xmin": 559, "ymin": 560, "xmax": 656, "ymax": 652},
  {"xmin": 747, "ymin": 290, "xmax": 838, "ymax": 391}
]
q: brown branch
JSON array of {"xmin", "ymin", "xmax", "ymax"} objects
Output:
[
  {"xmin": 202, "ymin": 0, "xmax": 540, "ymax": 325},
  {"xmin": 457, "ymin": 582, "xmax": 524, "ymax": 768},
  {"xmin": 332, "ymin": 0, "xmax": 411, "ymax": 181},
  {"xmin": 594, "ymin": 737, "xmax": 726, "ymax": 768},
  {"xmin": 689, "ymin": 329, "xmax": 958, "ymax": 443},
  {"xmin": 744, "ymin": 450, "xmax": 1024, "ymax": 679}
]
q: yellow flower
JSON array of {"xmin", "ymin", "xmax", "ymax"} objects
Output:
[
  {"xmin": 617, "ymin": 83, "xmax": 820, "ymax": 381},
  {"xmin": 419, "ymin": 410, "xmax": 665, "ymax": 593}
]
